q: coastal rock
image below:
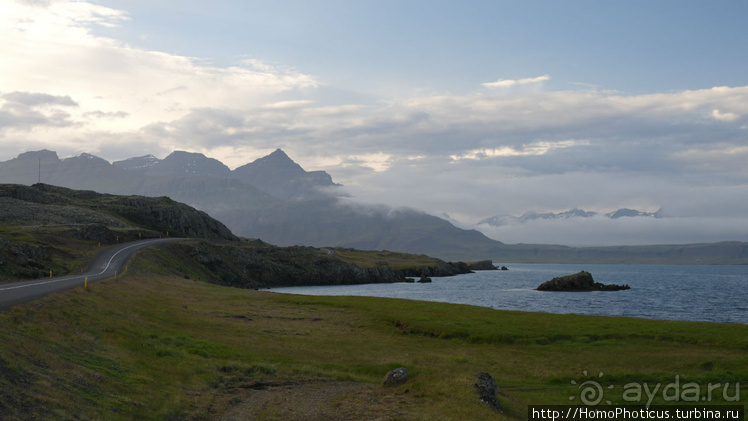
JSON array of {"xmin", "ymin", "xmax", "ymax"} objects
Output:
[
  {"xmin": 406, "ymin": 261, "xmax": 473, "ymax": 278},
  {"xmin": 382, "ymin": 367, "xmax": 409, "ymax": 387},
  {"xmin": 467, "ymin": 260, "xmax": 498, "ymax": 271},
  {"xmin": 536, "ymin": 271, "xmax": 630, "ymax": 291},
  {"xmin": 474, "ymin": 372, "xmax": 502, "ymax": 412},
  {"xmin": 417, "ymin": 272, "xmax": 432, "ymax": 283}
]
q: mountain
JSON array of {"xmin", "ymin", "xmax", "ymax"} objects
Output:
[
  {"xmin": 112, "ymin": 154, "xmax": 160, "ymax": 173},
  {"xmin": 1, "ymin": 151, "xmax": 746, "ymax": 263},
  {"xmin": 479, "ymin": 207, "xmax": 663, "ymax": 227},
  {"xmin": 232, "ymin": 149, "xmax": 339, "ymax": 200},
  {"xmin": 143, "ymin": 151, "xmax": 231, "ymax": 178},
  {"xmin": 0, "ymin": 149, "xmax": 500, "ymax": 260},
  {"xmin": 0, "ymin": 149, "xmax": 280, "ymax": 216},
  {"xmin": 606, "ymin": 208, "xmax": 662, "ymax": 219},
  {"xmin": 214, "ymin": 198, "xmax": 503, "ymax": 261}
]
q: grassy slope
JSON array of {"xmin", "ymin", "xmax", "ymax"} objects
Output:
[
  {"xmin": 1, "ymin": 246, "xmax": 746, "ymax": 420},
  {"xmin": 0, "ymin": 183, "xmax": 238, "ymax": 282}
]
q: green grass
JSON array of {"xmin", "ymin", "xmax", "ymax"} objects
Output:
[
  {"xmin": 0, "ymin": 248, "xmax": 746, "ymax": 420},
  {"xmin": 0, "ymin": 224, "xmax": 166, "ymax": 283}
]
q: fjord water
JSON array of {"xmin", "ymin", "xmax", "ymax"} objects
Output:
[{"xmin": 271, "ymin": 264, "xmax": 748, "ymax": 324}]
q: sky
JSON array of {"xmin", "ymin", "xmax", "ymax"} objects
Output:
[{"xmin": 1, "ymin": 0, "xmax": 748, "ymax": 246}]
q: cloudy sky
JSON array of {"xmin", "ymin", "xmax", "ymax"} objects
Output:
[{"xmin": 2, "ymin": 0, "xmax": 748, "ymax": 246}]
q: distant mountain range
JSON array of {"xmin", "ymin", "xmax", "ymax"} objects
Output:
[
  {"xmin": 3, "ymin": 149, "xmax": 746, "ymax": 263},
  {"xmin": 0, "ymin": 149, "xmax": 501, "ymax": 260},
  {"xmin": 478, "ymin": 207, "xmax": 664, "ymax": 227}
]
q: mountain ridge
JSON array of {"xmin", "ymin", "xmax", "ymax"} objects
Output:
[
  {"xmin": 479, "ymin": 207, "xmax": 664, "ymax": 226},
  {"xmin": 3, "ymin": 150, "xmax": 747, "ymax": 263},
  {"xmin": 0, "ymin": 149, "xmax": 501, "ymax": 260}
]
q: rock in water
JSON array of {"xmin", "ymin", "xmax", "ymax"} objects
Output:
[
  {"xmin": 474, "ymin": 372, "xmax": 501, "ymax": 412},
  {"xmin": 382, "ymin": 367, "xmax": 409, "ymax": 387},
  {"xmin": 417, "ymin": 272, "xmax": 432, "ymax": 283},
  {"xmin": 536, "ymin": 271, "xmax": 630, "ymax": 291}
]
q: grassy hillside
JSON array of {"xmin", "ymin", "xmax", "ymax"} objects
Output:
[
  {"xmin": 0, "ymin": 183, "xmax": 487, "ymax": 289},
  {"xmin": 0, "ymin": 183, "xmax": 238, "ymax": 282},
  {"xmin": 118, "ymin": 240, "xmax": 484, "ymax": 289},
  {"xmin": 0, "ymin": 184, "xmax": 237, "ymax": 241},
  {"xmin": 0, "ymin": 245, "xmax": 746, "ymax": 420}
]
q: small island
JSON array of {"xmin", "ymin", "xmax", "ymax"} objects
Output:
[{"xmin": 536, "ymin": 271, "xmax": 630, "ymax": 292}]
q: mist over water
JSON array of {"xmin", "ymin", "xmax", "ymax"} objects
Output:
[{"xmin": 271, "ymin": 264, "xmax": 748, "ymax": 324}]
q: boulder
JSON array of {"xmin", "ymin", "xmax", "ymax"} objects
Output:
[
  {"xmin": 474, "ymin": 372, "xmax": 501, "ymax": 412},
  {"xmin": 536, "ymin": 271, "xmax": 630, "ymax": 291},
  {"xmin": 382, "ymin": 367, "xmax": 409, "ymax": 387},
  {"xmin": 417, "ymin": 272, "xmax": 432, "ymax": 283}
]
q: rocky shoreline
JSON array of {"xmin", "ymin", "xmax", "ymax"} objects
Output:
[
  {"xmin": 536, "ymin": 271, "xmax": 630, "ymax": 292},
  {"xmin": 183, "ymin": 241, "xmax": 492, "ymax": 289}
]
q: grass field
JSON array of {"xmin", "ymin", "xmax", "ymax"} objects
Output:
[{"xmin": 1, "ymin": 246, "xmax": 746, "ymax": 420}]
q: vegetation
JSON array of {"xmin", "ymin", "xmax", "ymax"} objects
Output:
[
  {"xmin": 119, "ymin": 240, "xmax": 478, "ymax": 289},
  {"xmin": 0, "ymin": 183, "xmax": 236, "ymax": 282},
  {"xmin": 1, "ymin": 184, "xmax": 746, "ymax": 419},
  {"xmin": 0, "ymin": 245, "xmax": 746, "ymax": 419},
  {"xmin": 0, "ymin": 183, "xmax": 237, "ymax": 241}
]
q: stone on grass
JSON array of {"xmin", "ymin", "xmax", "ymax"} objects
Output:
[
  {"xmin": 474, "ymin": 372, "xmax": 501, "ymax": 412},
  {"xmin": 382, "ymin": 367, "xmax": 409, "ymax": 387}
]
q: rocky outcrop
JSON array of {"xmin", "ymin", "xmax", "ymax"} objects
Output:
[
  {"xmin": 474, "ymin": 372, "xmax": 502, "ymax": 412},
  {"xmin": 186, "ymin": 241, "xmax": 409, "ymax": 289},
  {"xmin": 0, "ymin": 237, "xmax": 54, "ymax": 279},
  {"xmin": 108, "ymin": 195, "xmax": 238, "ymax": 240},
  {"xmin": 467, "ymin": 260, "xmax": 498, "ymax": 270},
  {"xmin": 0, "ymin": 184, "xmax": 239, "ymax": 241},
  {"xmin": 178, "ymin": 241, "xmax": 484, "ymax": 289},
  {"xmin": 536, "ymin": 271, "xmax": 630, "ymax": 291},
  {"xmin": 401, "ymin": 261, "xmax": 473, "ymax": 278},
  {"xmin": 417, "ymin": 272, "xmax": 432, "ymax": 283}
]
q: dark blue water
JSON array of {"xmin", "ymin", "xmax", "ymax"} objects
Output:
[{"xmin": 270, "ymin": 264, "xmax": 748, "ymax": 324}]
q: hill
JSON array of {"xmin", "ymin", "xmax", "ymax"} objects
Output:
[
  {"xmin": 0, "ymin": 183, "xmax": 238, "ymax": 281},
  {"xmin": 0, "ymin": 184, "xmax": 485, "ymax": 284}
]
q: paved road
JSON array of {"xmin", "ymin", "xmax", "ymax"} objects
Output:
[{"xmin": 0, "ymin": 237, "xmax": 185, "ymax": 310}]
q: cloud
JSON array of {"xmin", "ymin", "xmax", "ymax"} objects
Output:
[
  {"xmin": 0, "ymin": 91, "xmax": 79, "ymax": 131},
  {"xmin": 83, "ymin": 110, "xmax": 129, "ymax": 120},
  {"xmin": 1, "ymin": 0, "xmax": 748, "ymax": 246},
  {"xmin": 263, "ymin": 100, "xmax": 315, "ymax": 110},
  {"xmin": 712, "ymin": 109, "xmax": 740, "ymax": 122},
  {"xmin": 2, "ymin": 92, "xmax": 78, "ymax": 107},
  {"xmin": 0, "ymin": 0, "xmax": 317, "ymax": 154},
  {"xmin": 449, "ymin": 140, "xmax": 590, "ymax": 160},
  {"xmin": 482, "ymin": 75, "xmax": 550, "ymax": 88}
]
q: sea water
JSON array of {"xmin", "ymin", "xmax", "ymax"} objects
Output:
[{"xmin": 270, "ymin": 264, "xmax": 748, "ymax": 324}]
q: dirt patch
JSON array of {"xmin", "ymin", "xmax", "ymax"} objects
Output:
[{"xmin": 219, "ymin": 380, "xmax": 419, "ymax": 421}]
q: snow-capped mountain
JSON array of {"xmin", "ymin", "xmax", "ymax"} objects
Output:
[{"xmin": 478, "ymin": 207, "xmax": 663, "ymax": 226}]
